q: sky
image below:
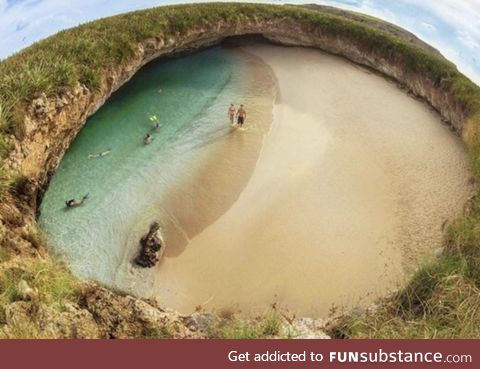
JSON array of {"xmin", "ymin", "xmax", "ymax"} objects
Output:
[{"xmin": 0, "ymin": 0, "xmax": 479, "ymax": 85}]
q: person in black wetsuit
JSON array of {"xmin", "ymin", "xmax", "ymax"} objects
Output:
[{"xmin": 65, "ymin": 193, "xmax": 89, "ymax": 208}]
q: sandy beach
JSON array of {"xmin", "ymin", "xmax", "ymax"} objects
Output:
[
  {"xmin": 150, "ymin": 49, "xmax": 276, "ymax": 258},
  {"xmin": 149, "ymin": 45, "xmax": 473, "ymax": 317}
]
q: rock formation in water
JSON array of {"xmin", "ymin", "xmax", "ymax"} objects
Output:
[{"xmin": 135, "ymin": 222, "xmax": 164, "ymax": 268}]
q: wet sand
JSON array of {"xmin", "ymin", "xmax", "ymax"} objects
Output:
[
  {"xmin": 152, "ymin": 49, "xmax": 275, "ymax": 258},
  {"xmin": 151, "ymin": 45, "xmax": 473, "ymax": 317}
]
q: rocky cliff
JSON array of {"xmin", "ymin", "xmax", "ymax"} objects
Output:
[{"xmin": 6, "ymin": 18, "xmax": 474, "ymax": 205}]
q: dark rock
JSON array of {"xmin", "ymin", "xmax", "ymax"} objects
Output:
[{"xmin": 135, "ymin": 222, "xmax": 164, "ymax": 268}]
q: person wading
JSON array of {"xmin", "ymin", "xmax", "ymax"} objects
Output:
[
  {"xmin": 228, "ymin": 103, "xmax": 236, "ymax": 124},
  {"xmin": 236, "ymin": 104, "xmax": 247, "ymax": 127}
]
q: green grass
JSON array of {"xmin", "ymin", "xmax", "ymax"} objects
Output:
[
  {"xmin": 212, "ymin": 313, "xmax": 283, "ymax": 339},
  {"xmin": 138, "ymin": 325, "xmax": 173, "ymax": 339},
  {"xmin": 1, "ymin": 3, "xmax": 478, "ymax": 139},
  {"xmin": 0, "ymin": 257, "xmax": 81, "ymax": 337},
  {"xmin": 1, "ymin": 2, "xmax": 480, "ymax": 338},
  {"xmin": 0, "ymin": 320, "xmax": 58, "ymax": 339},
  {"xmin": 0, "ymin": 136, "xmax": 12, "ymax": 160},
  {"xmin": 0, "ymin": 258, "xmax": 81, "ymax": 322},
  {"xmin": 1, "ymin": 2, "xmax": 479, "ymax": 168},
  {"xmin": 215, "ymin": 321, "xmax": 265, "ymax": 339}
]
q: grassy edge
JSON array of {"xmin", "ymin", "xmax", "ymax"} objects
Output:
[
  {"xmin": 210, "ymin": 312, "xmax": 285, "ymax": 339},
  {"xmin": 0, "ymin": 254, "xmax": 82, "ymax": 338}
]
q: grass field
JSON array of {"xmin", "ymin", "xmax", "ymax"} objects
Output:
[{"xmin": 1, "ymin": 2, "xmax": 480, "ymax": 338}]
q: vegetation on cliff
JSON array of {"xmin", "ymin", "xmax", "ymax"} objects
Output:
[
  {"xmin": 0, "ymin": 256, "xmax": 81, "ymax": 338},
  {"xmin": 1, "ymin": 2, "xmax": 480, "ymax": 338},
  {"xmin": 1, "ymin": 3, "xmax": 479, "ymax": 140}
]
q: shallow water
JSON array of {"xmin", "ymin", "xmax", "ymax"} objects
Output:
[
  {"xmin": 40, "ymin": 44, "xmax": 473, "ymax": 317},
  {"xmin": 39, "ymin": 47, "xmax": 274, "ymax": 293}
]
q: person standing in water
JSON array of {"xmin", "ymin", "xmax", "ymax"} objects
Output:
[
  {"xmin": 236, "ymin": 104, "xmax": 247, "ymax": 127},
  {"xmin": 228, "ymin": 104, "xmax": 236, "ymax": 124}
]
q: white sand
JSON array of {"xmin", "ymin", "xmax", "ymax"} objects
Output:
[{"xmin": 151, "ymin": 45, "xmax": 473, "ymax": 317}]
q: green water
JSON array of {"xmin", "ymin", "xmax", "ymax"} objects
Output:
[{"xmin": 39, "ymin": 47, "xmax": 247, "ymax": 290}]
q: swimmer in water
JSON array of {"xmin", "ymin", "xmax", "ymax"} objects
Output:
[
  {"xmin": 149, "ymin": 114, "xmax": 160, "ymax": 129},
  {"xmin": 144, "ymin": 133, "xmax": 153, "ymax": 145},
  {"xmin": 65, "ymin": 193, "xmax": 89, "ymax": 208},
  {"xmin": 228, "ymin": 104, "xmax": 236, "ymax": 125},
  {"xmin": 88, "ymin": 149, "xmax": 111, "ymax": 159}
]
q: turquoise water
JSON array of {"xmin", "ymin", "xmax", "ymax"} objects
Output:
[{"xmin": 39, "ymin": 47, "xmax": 252, "ymax": 290}]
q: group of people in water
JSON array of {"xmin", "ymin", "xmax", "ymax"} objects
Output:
[
  {"xmin": 228, "ymin": 104, "xmax": 247, "ymax": 127},
  {"xmin": 65, "ymin": 106, "xmax": 247, "ymax": 208},
  {"xmin": 144, "ymin": 114, "xmax": 160, "ymax": 145},
  {"xmin": 65, "ymin": 113, "xmax": 159, "ymax": 208}
]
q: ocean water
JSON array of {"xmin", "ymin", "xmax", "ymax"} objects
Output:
[{"xmin": 38, "ymin": 47, "xmax": 262, "ymax": 291}]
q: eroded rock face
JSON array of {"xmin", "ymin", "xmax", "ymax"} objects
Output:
[
  {"xmin": 79, "ymin": 284, "xmax": 199, "ymax": 338},
  {"xmin": 3, "ymin": 300, "xmax": 101, "ymax": 339},
  {"xmin": 5, "ymin": 18, "xmax": 470, "ymax": 209},
  {"xmin": 135, "ymin": 222, "xmax": 164, "ymax": 268}
]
